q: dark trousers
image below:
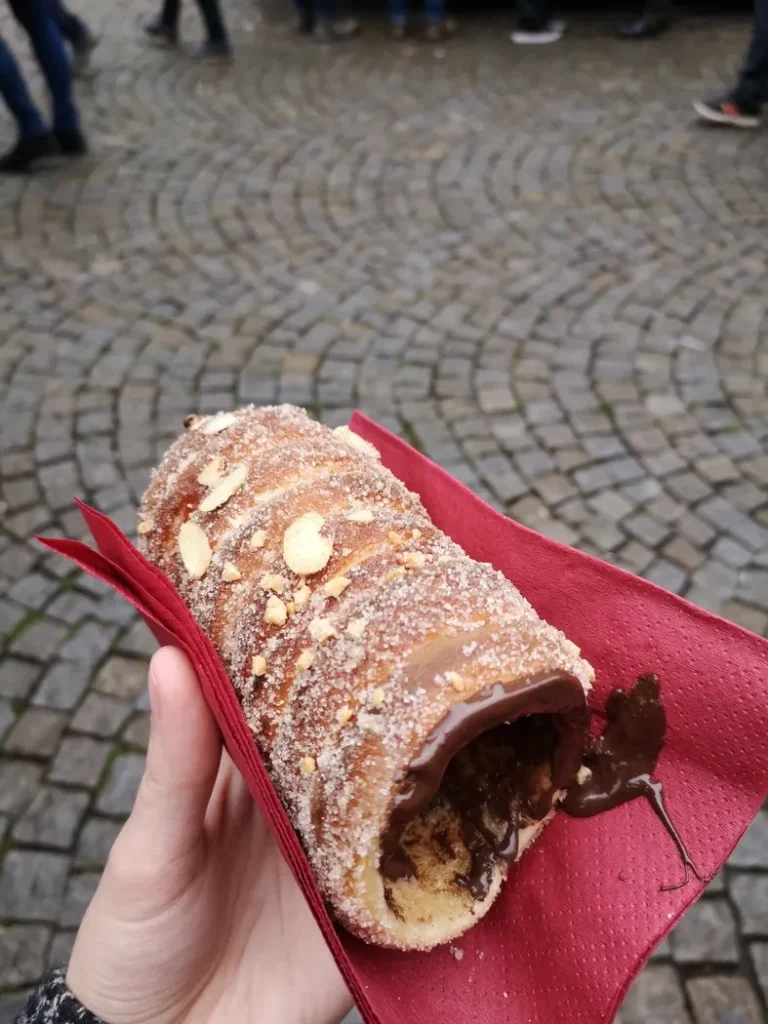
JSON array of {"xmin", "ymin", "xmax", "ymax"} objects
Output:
[
  {"xmin": 160, "ymin": 0, "xmax": 228, "ymax": 42},
  {"xmin": 0, "ymin": 0, "xmax": 79, "ymax": 136},
  {"xmin": 516, "ymin": 0, "xmax": 552, "ymax": 31},
  {"xmin": 389, "ymin": 0, "xmax": 444, "ymax": 22},
  {"xmin": 54, "ymin": 0, "xmax": 88, "ymax": 47},
  {"xmin": 733, "ymin": 0, "xmax": 768, "ymax": 107}
]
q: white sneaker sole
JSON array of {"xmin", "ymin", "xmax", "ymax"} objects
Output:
[
  {"xmin": 511, "ymin": 28, "xmax": 563, "ymax": 43},
  {"xmin": 693, "ymin": 100, "xmax": 760, "ymax": 129}
]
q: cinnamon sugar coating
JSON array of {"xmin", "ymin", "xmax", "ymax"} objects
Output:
[{"xmin": 139, "ymin": 405, "xmax": 594, "ymax": 948}]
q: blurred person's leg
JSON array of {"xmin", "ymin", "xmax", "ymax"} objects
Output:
[
  {"xmin": 0, "ymin": 34, "xmax": 58, "ymax": 171},
  {"xmin": 53, "ymin": 0, "xmax": 100, "ymax": 75},
  {"xmin": 145, "ymin": 0, "xmax": 181, "ymax": 44},
  {"xmin": 389, "ymin": 0, "xmax": 408, "ymax": 38},
  {"xmin": 423, "ymin": 0, "xmax": 455, "ymax": 41},
  {"xmin": 312, "ymin": 0, "xmax": 360, "ymax": 42},
  {"xmin": 694, "ymin": 0, "xmax": 766, "ymax": 127},
  {"xmin": 190, "ymin": 0, "xmax": 231, "ymax": 58},
  {"xmin": 618, "ymin": 0, "xmax": 671, "ymax": 38},
  {"xmin": 6, "ymin": 0, "xmax": 86, "ymax": 154},
  {"xmin": 511, "ymin": 0, "xmax": 563, "ymax": 44}
]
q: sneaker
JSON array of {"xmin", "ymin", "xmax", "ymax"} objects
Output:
[
  {"xmin": 54, "ymin": 127, "xmax": 88, "ymax": 156},
  {"xmin": 71, "ymin": 29, "xmax": 100, "ymax": 75},
  {"xmin": 313, "ymin": 17, "xmax": 360, "ymax": 40},
  {"xmin": 511, "ymin": 19, "xmax": 564, "ymax": 43},
  {"xmin": 424, "ymin": 17, "xmax": 456, "ymax": 42},
  {"xmin": 144, "ymin": 16, "xmax": 178, "ymax": 46},
  {"xmin": 0, "ymin": 133, "xmax": 58, "ymax": 173},
  {"xmin": 617, "ymin": 15, "xmax": 669, "ymax": 38},
  {"xmin": 693, "ymin": 96, "xmax": 761, "ymax": 129},
  {"xmin": 190, "ymin": 39, "xmax": 232, "ymax": 60}
]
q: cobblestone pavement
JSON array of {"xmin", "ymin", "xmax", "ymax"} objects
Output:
[{"xmin": 1, "ymin": 0, "xmax": 768, "ymax": 1020}]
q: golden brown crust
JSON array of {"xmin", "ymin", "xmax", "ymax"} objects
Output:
[{"xmin": 139, "ymin": 404, "xmax": 594, "ymax": 948}]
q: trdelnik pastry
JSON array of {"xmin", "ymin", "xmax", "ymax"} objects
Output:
[{"xmin": 138, "ymin": 404, "xmax": 595, "ymax": 951}]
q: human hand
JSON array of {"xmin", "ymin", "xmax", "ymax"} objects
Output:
[{"xmin": 67, "ymin": 646, "xmax": 353, "ymax": 1024}]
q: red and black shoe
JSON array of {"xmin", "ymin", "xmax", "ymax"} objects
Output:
[{"xmin": 693, "ymin": 96, "xmax": 761, "ymax": 129}]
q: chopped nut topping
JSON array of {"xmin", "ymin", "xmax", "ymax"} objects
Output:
[
  {"xmin": 400, "ymin": 551, "xmax": 427, "ymax": 569},
  {"xmin": 230, "ymin": 515, "xmax": 244, "ymax": 529},
  {"xmin": 296, "ymin": 649, "xmax": 314, "ymax": 671},
  {"xmin": 285, "ymin": 601, "xmax": 296, "ymax": 615},
  {"xmin": 283, "ymin": 512, "xmax": 333, "ymax": 576},
  {"xmin": 293, "ymin": 584, "xmax": 311, "ymax": 609},
  {"xmin": 178, "ymin": 521, "xmax": 212, "ymax": 579},
  {"xmin": 259, "ymin": 573, "xmax": 287, "ymax": 593},
  {"xmin": 447, "ymin": 671, "xmax": 465, "ymax": 692},
  {"xmin": 197, "ymin": 457, "xmax": 223, "ymax": 487},
  {"xmin": 332, "ymin": 425, "xmax": 381, "ymax": 460},
  {"xmin": 137, "ymin": 520, "xmax": 154, "ymax": 535},
  {"xmin": 300, "ymin": 756, "xmax": 317, "ymax": 776},
  {"xmin": 198, "ymin": 464, "xmax": 248, "ymax": 513},
  {"xmin": 324, "ymin": 576, "xmax": 351, "ymax": 598},
  {"xmin": 346, "ymin": 618, "xmax": 368, "ymax": 639},
  {"xmin": 576, "ymin": 765, "xmax": 593, "ymax": 785},
  {"xmin": 336, "ymin": 706, "xmax": 353, "ymax": 726},
  {"xmin": 563, "ymin": 639, "xmax": 582, "ymax": 659},
  {"xmin": 388, "ymin": 530, "xmax": 404, "ymax": 545},
  {"xmin": 309, "ymin": 617, "xmax": 336, "ymax": 644},
  {"xmin": 371, "ymin": 688, "xmax": 386, "ymax": 707},
  {"xmin": 341, "ymin": 547, "xmax": 352, "ymax": 557},
  {"xmin": 251, "ymin": 655, "xmax": 268, "ymax": 677},
  {"xmin": 264, "ymin": 595, "xmax": 288, "ymax": 626},
  {"xmin": 411, "ymin": 528, "xmax": 422, "ymax": 540},
  {"xmin": 347, "ymin": 508, "xmax": 374, "ymax": 524},
  {"xmin": 201, "ymin": 411, "xmax": 237, "ymax": 435},
  {"xmin": 385, "ymin": 566, "xmax": 406, "ymax": 582},
  {"xmin": 221, "ymin": 561, "xmax": 242, "ymax": 582},
  {"xmin": 250, "ymin": 529, "xmax": 267, "ymax": 550}
]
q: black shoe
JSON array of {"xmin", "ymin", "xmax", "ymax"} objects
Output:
[
  {"xmin": 295, "ymin": 12, "xmax": 314, "ymax": 32},
  {"xmin": 618, "ymin": 15, "xmax": 669, "ymax": 38},
  {"xmin": 424, "ymin": 17, "xmax": 456, "ymax": 41},
  {"xmin": 190, "ymin": 39, "xmax": 232, "ymax": 60},
  {"xmin": 71, "ymin": 29, "xmax": 100, "ymax": 75},
  {"xmin": 54, "ymin": 128, "xmax": 88, "ymax": 156},
  {"xmin": 312, "ymin": 17, "xmax": 360, "ymax": 40},
  {"xmin": 0, "ymin": 133, "xmax": 58, "ymax": 173},
  {"xmin": 144, "ymin": 16, "xmax": 178, "ymax": 45},
  {"xmin": 693, "ymin": 95, "xmax": 761, "ymax": 128},
  {"xmin": 390, "ymin": 18, "xmax": 407, "ymax": 38}
]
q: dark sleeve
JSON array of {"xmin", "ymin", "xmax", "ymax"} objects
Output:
[{"xmin": 13, "ymin": 969, "xmax": 103, "ymax": 1024}]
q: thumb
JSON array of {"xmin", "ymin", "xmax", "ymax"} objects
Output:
[{"xmin": 118, "ymin": 646, "xmax": 222, "ymax": 872}]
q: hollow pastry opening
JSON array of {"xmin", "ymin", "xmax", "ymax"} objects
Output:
[{"xmin": 380, "ymin": 674, "xmax": 588, "ymax": 925}]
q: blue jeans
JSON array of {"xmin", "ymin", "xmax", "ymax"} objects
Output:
[
  {"xmin": 294, "ymin": 0, "xmax": 335, "ymax": 23},
  {"xmin": 54, "ymin": 0, "xmax": 88, "ymax": 47},
  {"xmin": 2, "ymin": 0, "xmax": 79, "ymax": 134},
  {"xmin": 389, "ymin": 0, "xmax": 444, "ymax": 22},
  {"xmin": 733, "ymin": 0, "xmax": 768, "ymax": 108},
  {"xmin": 0, "ymin": 35, "xmax": 49, "ymax": 137}
]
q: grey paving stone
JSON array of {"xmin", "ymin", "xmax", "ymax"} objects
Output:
[
  {"xmin": 0, "ymin": 658, "xmax": 40, "ymax": 700},
  {"xmin": 48, "ymin": 737, "xmax": 111, "ymax": 788},
  {"xmin": 12, "ymin": 786, "xmax": 89, "ymax": 849},
  {"xmin": 749, "ymin": 943, "xmax": 768, "ymax": 1004},
  {"xmin": 620, "ymin": 965, "xmax": 692, "ymax": 1024},
  {"xmin": 10, "ymin": 619, "xmax": 68, "ymax": 661},
  {"xmin": 32, "ymin": 659, "xmax": 91, "ymax": 710},
  {"xmin": 0, "ymin": 991, "xmax": 33, "ymax": 1021},
  {"xmin": 71, "ymin": 693, "xmax": 132, "ymax": 737},
  {"xmin": 671, "ymin": 898, "xmax": 739, "ymax": 964},
  {"xmin": 729, "ymin": 873, "xmax": 768, "ymax": 935},
  {"xmin": 4, "ymin": 708, "xmax": 69, "ymax": 757},
  {"xmin": 96, "ymin": 753, "xmax": 145, "ymax": 816},
  {"xmin": 59, "ymin": 872, "xmax": 100, "ymax": 928},
  {"xmin": 47, "ymin": 929, "xmax": 77, "ymax": 969},
  {"xmin": 0, "ymin": 760, "xmax": 44, "ymax": 817},
  {"xmin": 728, "ymin": 812, "xmax": 768, "ymax": 868},
  {"xmin": 0, "ymin": 851, "xmax": 69, "ymax": 920},
  {"xmin": 94, "ymin": 656, "xmax": 148, "ymax": 699},
  {"xmin": 122, "ymin": 713, "xmax": 150, "ymax": 750},
  {"xmin": 685, "ymin": 976, "xmax": 764, "ymax": 1024},
  {"xmin": 0, "ymin": 924, "xmax": 50, "ymax": 987},
  {"xmin": 75, "ymin": 818, "xmax": 122, "ymax": 868}
]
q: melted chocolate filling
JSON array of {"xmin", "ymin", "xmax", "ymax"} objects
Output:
[
  {"xmin": 381, "ymin": 673, "xmax": 589, "ymax": 898},
  {"xmin": 562, "ymin": 673, "xmax": 705, "ymax": 890}
]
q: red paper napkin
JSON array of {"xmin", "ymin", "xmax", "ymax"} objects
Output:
[{"xmin": 38, "ymin": 412, "xmax": 768, "ymax": 1024}]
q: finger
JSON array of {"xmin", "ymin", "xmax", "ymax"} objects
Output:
[{"xmin": 119, "ymin": 646, "xmax": 222, "ymax": 869}]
